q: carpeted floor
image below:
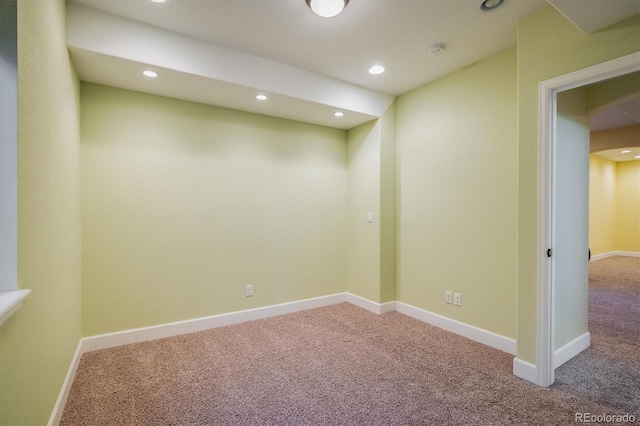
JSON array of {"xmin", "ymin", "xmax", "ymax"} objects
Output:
[
  {"xmin": 61, "ymin": 257, "xmax": 639, "ymax": 425},
  {"xmin": 553, "ymin": 255, "xmax": 640, "ymax": 415}
]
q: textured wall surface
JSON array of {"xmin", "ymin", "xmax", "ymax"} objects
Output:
[
  {"xmin": 346, "ymin": 120, "xmax": 381, "ymax": 302},
  {"xmin": 80, "ymin": 83, "xmax": 348, "ymax": 336},
  {"xmin": 396, "ymin": 47, "xmax": 518, "ymax": 339},
  {"xmin": 0, "ymin": 0, "xmax": 82, "ymax": 424}
]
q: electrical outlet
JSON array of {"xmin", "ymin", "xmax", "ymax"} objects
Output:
[
  {"xmin": 245, "ymin": 285, "xmax": 253, "ymax": 297},
  {"xmin": 445, "ymin": 291, "xmax": 452, "ymax": 304},
  {"xmin": 454, "ymin": 293, "xmax": 462, "ymax": 306}
]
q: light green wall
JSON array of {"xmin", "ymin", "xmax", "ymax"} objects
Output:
[
  {"xmin": 589, "ymin": 155, "xmax": 617, "ymax": 255},
  {"xmin": 4, "ymin": 7, "xmax": 639, "ymax": 419},
  {"xmin": 517, "ymin": 7, "xmax": 640, "ymax": 363},
  {"xmin": 0, "ymin": 1, "xmax": 82, "ymax": 424},
  {"xmin": 346, "ymin": 102, "xmax": 396, "ymax": 303},
  {"xmin": 396, "ymin": 47, "xmax": 518, "ymax": 338},
  {"xmin": 347, "ymin": 120, "xmax": 381, "ymax": 302},
  {"xmin": 379, "ymin": 102, "xmax": 397, "ymax": 303},
  {"xmin": 81, "ymin": 83, "xmax": 348, "ymax": 336}
]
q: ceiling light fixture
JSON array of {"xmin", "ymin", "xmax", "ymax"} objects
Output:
[
  {"xmin": 621, "ymin": 150, "xmax": 632, "ymax": 153},
  {"xmin": 334, "ymin": 111, "xmax": 344, "ymax": 117},
  {"xmin": 150, "ymin": 0, "xmax": 167, "ymax": 3},
  {"xmin": 368, "ymin": 65, "xmax": 385, "ymax": 75},
  {"xmin": 255, "ymin": 94, "xmax": 268, "ymax": 101},
  {"xmin": 306, "ymin": 0, "xmax": 349, "ymax": 18},
  {"xmin": 142, "ymin": 70, "xmax": 159, "ymax": 78},
  {"xmin": 635, "ymin": 155, "xmax": 640, "ymax": 159},
  {"xmin": 480, "ymin": 0, "xmax": 506, "ymax": 12}
]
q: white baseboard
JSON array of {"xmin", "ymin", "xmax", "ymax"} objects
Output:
[
  {"xmin": 591, "ymin": 251, "xmax": 640, "ymax": 261},
  {"xmin": 346, "ymin": 293, "xmax": 396, "ymax": 315},
  {"xmin": 395, "ymin": 302, "xmax": 516, "ymax": 355},
  {"xmin": 54, "ymin": 293, "xmax": 521, "ymax": 422},
  {"xmin": 615, "ymin": 251, "xmax": 640, "ymax": 258},
  {"xmin": 513, "ymin": 358, "xmax": 538, "ymax": 384},
  {"xmin": 48, "ymin": 340, "xmax": 84, "ymax": 426},
  {"xmin": 83, "ymin": 293, "xmax": 349, "ymax": 352},
  {"xmin": 555, "ymin": 331, "xmax": 590, "ymax": 368}
]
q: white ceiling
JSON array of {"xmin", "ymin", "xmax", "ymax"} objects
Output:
[
  {"xmin": 67, "ymin": 0, "xmax": 640, "ymax": 129},
  {"xmin": 546, "ymin": 0, "xmax": 640, "ymax": 33}
]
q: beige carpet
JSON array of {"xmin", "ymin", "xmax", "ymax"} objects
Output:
[
  {"xmin": 60, "ymin": 287, "xmax": 637, "ymax": 426},
  {"xmin": 553, "ymin": 255, "xmax": 640, "ymax": 414}
]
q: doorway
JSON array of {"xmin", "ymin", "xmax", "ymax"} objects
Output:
[{"xmin": 536, "ymin": 52, "xmax": 640, "ymax": 387}]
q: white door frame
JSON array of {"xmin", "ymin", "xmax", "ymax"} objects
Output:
[{"xmin": 536, "ymin": 52, "xmax": 640, "ymax": 387}]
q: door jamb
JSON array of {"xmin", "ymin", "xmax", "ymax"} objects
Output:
[{"xmin": 536, "ymin": 52, "xmax": 640, "ymax": 387}]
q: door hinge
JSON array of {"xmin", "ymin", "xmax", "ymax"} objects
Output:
[{"xmin": 547, "ymin": 249, "xmax": 552, "ymax": 258}]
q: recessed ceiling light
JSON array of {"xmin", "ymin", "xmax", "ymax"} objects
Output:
[
  {"xmin": 368, "ymin": 65, "xmax": 385, "ymax": 75},
  {"xmin": 305, "ymin": 0, "xmax": 349, "ymax": 18},
  {"xmin": 481, "ymin": 0, "xmax": 506, "ymax": 12},
  {"xmin": 150, "ymin": 0, "xmax": 167, "ymax": 3},
  {"xmin": 621, "ymin": 150, "xmax": 632, "ymax": 154},
  {"xmin": 635, "ymin": 155, "xmax": 640, "ymax": 159},
  {"xmin": 334, "ymin": 111, "xmax": 344, "ymax": 117},
  {"xmin": 255, "ymin": 94, "xmax": 268, "ymax": 101},
  {"xmin": 142, "ymin": 70, "xmax": 159, "ymax": 78}
]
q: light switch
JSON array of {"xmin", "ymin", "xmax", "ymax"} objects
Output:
[{"xmin": 367, "ymin": 212, "xmax": 373, "ymax": 223}]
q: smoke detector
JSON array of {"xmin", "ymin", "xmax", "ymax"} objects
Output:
[{"xmin": 428, "ymin": 44, "xmax": 445, "ymax": 55}]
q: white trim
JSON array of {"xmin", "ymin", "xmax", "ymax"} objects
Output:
[
  {"xmin": 536, "ymin": 52, "xmax": 640, "ymax": 387},
  {"xmin": 0, "ymin": 289, "xmax": 31, "ymax": 327},
  {"xmin": 554, "ymin": 332, "xmax": 590, "ymax": 368},
  {"xmin": 83, "ymin": 293, "xmax": 348, "ymax": 352},
  {"xmin": 53, "ymin": 293, "xmax": 522, "ymax": 421},
  {"xmin": 395, "ymin": 302, "xmax": 516, "ymax": 355},
  {"xmin": 614, "ymin": 251, "xmax": 640, "ymax": 258},
  {"xmin": 346, "ymin": 293, "xmax": 396, "ymax": 315},
  {"xmin": 537, "ymin": 75, "xmax": 556, "ymax": 388},
  {"xmin": 48, "ymin": 340, "xmax": 84, "ymax": 426},
  {"xmin": 513, "ymin": 358, "xmax": 538, "ymax": 384},
  {"xmin": 591, "ymin": 251, "xmax": 617, "ymax": 261},
  {"xmin": 590, "ymin": 251, "xmax": 640, "ymax": 261}
]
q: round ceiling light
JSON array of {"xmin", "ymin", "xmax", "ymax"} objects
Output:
[
  {"xmin": 334, "ymin": 111, "xmax": 344, "ymax": 117},
  {"xmin": 255, "ymin": 94, "xmax": 268, "ymax": 101},
  {"xmin": 368, "ymin": 65, "xmax": 385, "ymax": 75},
  {"xmin": 480, "ymin": 0, "xmax": 506, "ymax": 12},
  {"xmin": 621, "ymin": 150, "xmax": 632, "ymax": 153},
  {"xmin": 306, "ymin": 0, "xmax": 349, "ymax": 18},
  {"xmin": 142, "ymin": 70, "xmax": 159, "ymax": 78}
]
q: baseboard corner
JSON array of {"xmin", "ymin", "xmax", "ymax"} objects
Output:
[
  {"xmin": 513, "ymin": 357, "xmax": 537, "ymax": 384},
  {"xmin": 346, "ymin": 293, "xmax": 396, "ymax": 315},
  {"xmin": 48, "ymin": 339, "xmax": 84, "ymax": 426},
  {"xmin": 554, "ymin": 331, "xmax": 590, "ymax": 368}
]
